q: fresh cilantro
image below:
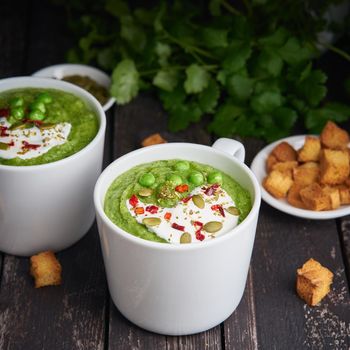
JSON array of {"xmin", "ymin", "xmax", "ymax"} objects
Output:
[
  {"xmin": 63, "ymin": 0, "xmax": 350, "ymax": 141},
  {"xmin": 110, "ymin": 59, "xmax": 139, "ymax": 104}
]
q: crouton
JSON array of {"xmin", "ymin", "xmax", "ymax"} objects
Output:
[
  {"xmin": 319, "ymin": 149, "xmax": 350, "ymax": 185},
  {"xmin": 338, "ymin": 185, "xmax": 350, "ymax": 205},
  {"xmin": 263, "ymin": 170, "xmax": 293, "ymax": 198},
  {"xmin": 299, "ymin": 183, "xmax": 330, "ymax": 211},
  {"xmin": 322, "ymin": 186, "xmax": 340, "ymax": 210},
  {"xmin": 298, "ymin": 136, "xmax": 321, "ymax": 162},
  {"xmin": 271, "ymin": 161, "xmax": 298, "ymax": 173},
  {"xmin": 296, "ymin": 258, "xmax": 333, "ymax": 306},
  {"xmin": 271, "ymin": 141, "xmax": 297, "ymax": 162},
  {"xmin": 141, "ymin": 133, "xmax": 167, "ymax": 147},
  {"xmin": 287, "ymin": 183, "xmax": 306, "ymax": 209},
  {"xmin": 30, "ymin": 251, "xmax": 62, "ymax": 288},
  {"xmin": 320, "ymin": 121, "xmax": 349, "ymax": 150},
  {"xmin": 266, "ymin": 154, "xmax": 278, "ymax": 173},
  {"xmin": 293, "ymin": 162, "xmax": 320, "ymax": 186}
]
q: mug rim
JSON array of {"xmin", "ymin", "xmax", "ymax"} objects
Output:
[
  {"xmin": 0, "ymin": 76, "xmax": 106, "ymax": 171},
  {"xmin": 94, "ymin": 142, "xmax": 261, "ymax": 251}
]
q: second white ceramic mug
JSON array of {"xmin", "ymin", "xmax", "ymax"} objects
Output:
[
  {"xmin": 0, "ymin": 77, "xmax": 106, "ymax": 256},
  {"xmin": 94, "ymin": 139, "xmax": 261, "ymax": 335}
]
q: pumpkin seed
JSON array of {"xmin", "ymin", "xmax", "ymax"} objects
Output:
[
  {"xmin": 39, "ymin": 123, "xmax": 56, "ymax": 130},
  {"xmin": 203, "ymin": 221, "xmax": 223, "ymax": 233},
  {"xmin": 0, "ymin": 142, "xmax": 10, "ymax": 150},
  {"xmin": 138, "ymin": 188, "xmax": 153, "ymax": 197},
  {"xmin": 192, "ymin": 194, "xmax": 205, "ymax": 209},
  {"xmin": 180, "ymin": 232, "xmax": 191, "ymax": 244},
  {"xmin": 142, "ymin": 217, "xmax": 161, "ymax": 226},
  {"xmin": 9, "ymin": 122, "xmax": 28, "ymax": 130},
  {"xmin": 226, "ymin": 206, "xmax": 240, "ymax": 216}
]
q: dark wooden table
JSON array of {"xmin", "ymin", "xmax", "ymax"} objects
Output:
[{"xmin": 1, "ymin": 1, "xmax": 350, "ymax": 349}]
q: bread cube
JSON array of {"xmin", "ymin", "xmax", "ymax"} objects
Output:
[
  {"xmin": 319, "ymin": 149, "xmax": 350, "ymax": 185},
  {"xmin": 141, "ymin": 133, "xmax": 167, "ymax": 147},
  {"xmin": 337, "ymin": 185, "xmax": 350, "ymax": 205},
  {"xmin": 272, "ymin": 161, "xmax": 298, "ymax": 173},
  {"xmin": 320, "ymin": 121, "xmax": 349, "ymax": 150},
  {"xmin": 287, "ymin": 183, "xmax": 306, "ymax": 209},
  {"xmin": 299, "ymin": 183, "xmax": 330, "ymax": 211},
  {"xmin": 293, "ymin": 162, "xmax": 320, "ymax": 187},
  {"xmin": 263, "ymin": 170, "xmax": 293, "ymax": 198},
  {"xmin": 266, "ymin": 154, "xmax": 278, "ymax": 173},
  {"xmin": 298, "ymin": 136, "xmax": 321, "ymax": 162},
  {"xmin": 296, "ymin": 258, "xmax": 333, "ymax": 306},
  {"xmin": 271, "ymin": 141, "xmax": 297, "ymax": 162},
  {"xmin": 321, "ymin": 186, "xmax": 340, "ymax": 210},
  {"xmin": 30, "ymin": 251, "xmax": 62, "ymax": 288}
]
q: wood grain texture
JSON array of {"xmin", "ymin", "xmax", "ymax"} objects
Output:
[
  {"xmin": 252, "ymin": 204, "xmax": 350, "ymax": 349},
  {"xmin": 0, "ymin": 1, "xmax": 109, "ymax": 349}
]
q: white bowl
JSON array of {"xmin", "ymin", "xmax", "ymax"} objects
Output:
[
  {"xmin": 32, "ymin": 63, "xmax": 115, "ymax": 112},
  {"xmin": 0, "ymin": 77, "xmax": 106, "ymax": 256},
  {"xmin": 251, "ymin": 135, "xmax": 350, "ymax": 220}
]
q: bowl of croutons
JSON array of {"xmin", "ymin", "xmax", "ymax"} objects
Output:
[{"xmin": 251, "ymin": 121, "xmax": 350, "ymax": 219}]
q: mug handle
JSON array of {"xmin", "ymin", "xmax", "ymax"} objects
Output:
[{"xmin": 212, "ymin": 138, "xmax": 245, "ymax": 163}]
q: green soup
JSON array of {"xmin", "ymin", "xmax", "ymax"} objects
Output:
[
  {"xmin": 0, "ymin": 88, "xmax": 99, "ymax": 166},
  {"xmin": 104, "ymin": 160, "xmax": 252, "ymax": 243}
]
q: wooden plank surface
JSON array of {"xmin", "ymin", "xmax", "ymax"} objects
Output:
[{"xmin": 0, "ymin": 1, "xmax": 108, "ymax": 349}]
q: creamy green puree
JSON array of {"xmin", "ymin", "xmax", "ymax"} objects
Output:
[
  {"xmin": 0, "ymin": 88, "xmax": 99, "ymax": 166},
  {"xmin": 104, "ymin": 160, "xmax": 252, "ymax": 243}
]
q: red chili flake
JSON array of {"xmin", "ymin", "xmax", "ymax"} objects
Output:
[
  {"xmin": 193, "ymin": 221, "xmax": 203, "ymax": 230},
  {"xmin": 204, "ymin": 184, "xmax": 220, "ymax": 196},
  {"xmin": 182, "ymin": 195, "xmax": 193, "ymax": 203},
  {"xmin": 0, "ymin": 108, "xmax": 10, "ymax": 118},
  {"xmin": 175, "ymin": 184, "xmax": 189, "ymax": 193},
  {"xmin": 146, "ymin": 205, "xmax": 158, "ymax": 214},
  {"xmin": 22, "ymin": 141, "xmax": 40, "ymax": 150},
  {"xmin": 171, "ymin": 223, "xmax": 185, "ymax": 231},
  {"xmin": 0, "ymin": 126, "xmax": 9, "ymax": 137},
  {"xmin": 129, "ymin": 194, "xmax": 139, "ymax": 207},
  {"xmin": 134, "ymin": 207, "xmax": 145, "ymax": 215},
  {"xmin": 164, "ymin": 212, "xmax": 172, "ymax": 220},
  {"xmin": 8, "ymin": 140, "xmax": 14, "ymax": 147},
  {"xmin": 211, "ymin": 204, "xmax": 225, "ymax": 217},
  {"xmin": 195, "ymin": 230, "xmax": 205, "ymax": 241},
  {"xmin": 33, "ymin": 120, "xmax": 43, "ymax": 127}
]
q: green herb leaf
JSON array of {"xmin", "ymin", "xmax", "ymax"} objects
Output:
[
  {"xmin": 110, "ymin": 59, "xmax": 139, "ymax": 104},
  {"xmin": 251, "ymin": 91, "xmax": 283, "ymax": 114},
  {"xmin": 200, "ymin": 27, "xmax": 228, "ymax": 48},
  {"xmin": 120, "ymin": 15, "xmax": 147, "ymax": 52},
  {"xmin": 184, "ymin": 64, "xmax": 210, "ymax": 94},
  {"xmin": 105, "ymin": 0, "xmax": 129, "ymax": 17},
  {"xmin": 257, "ymin": 51, "xmax": 284, "ymax": 77},
  {"xmin": 153, "ymin": 70, "xmax": 178, "ymax": 92},
  {"xmin": 277, "ymin": 37, "xmax": 314, "ymax": 65},
  {"xmin": 198, "ymin": 79, "xmax": 220, "ymax": 113},
  {"xmin": 296, "ymin": 69, "xmax": 327, "ymax": 107},
  {"xmin": 168, "ymin": 103, "xmax": 202, "ymax": 131},
  {"xmin": 155, "ymin": 42, "xmax": 172, "ymax": 67},
  {"xmin": 227, "ymin": 74, "xmax": 254, "ymax": 101},
  {"xmin": 222, "ymin": 42, "xmax": 252, "ymax": 74},
  {"xmin": 258, "ymin": 27, "xmax": 289, "ymax": 47}
]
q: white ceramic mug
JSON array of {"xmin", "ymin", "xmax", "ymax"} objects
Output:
[
  {"xmin": 94, "ymin": 139, "xmax": 261, "ymax": 335},
  {"xmin": 0, "ymin": 77, "xmax": 106, "ymax": 256}
]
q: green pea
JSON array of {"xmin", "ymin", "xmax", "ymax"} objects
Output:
[
  {"xmin": 174, "ymin": 161, "xmax": 190, "ymax": 172},
  {"xmin": 188, "ymin": 171, "xmax": 204, "ymax": 186},
  {"xmin": 11, "ymin": 107, "xmax": 25, "ymax": 120},
  {"xmin": 208, "ymin": 171, "xmax": 223, "ymax": 184},
  {"xmin": 37, "ymin": 92, "xmax": 52, "ymax": 104},
  {"xmin": 10, "ymin": 97, "xmax": 24, "ymax": 108},
  {"xmin": 167, "ymin": 174, "xmax": 183, "ymax": 186},
  {"xmin": 30, "ymin": 101, "xmax": 46, "ymax": 113},
  {"xmin": 139, "ymin": 173, "xmax": 155, "ymax": 187},
  {"xmin": 29, "ymin": 110, "xmax": 45, "ymax": 121}
]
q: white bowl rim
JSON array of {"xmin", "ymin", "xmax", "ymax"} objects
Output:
[
  {"xmin": 94, "ymin": 142, "xmax": 262, "ymax": 251},
  {"xmin": 32, "ymin": 63, "xmax": 115, "ymax": 112},
  {"xmin": 250, "ymin": 134, "xmax": 350, "ymax": 220},
  {"xmin": 0, "ymin": 76, "xmax": 106, "ymax": 171}
]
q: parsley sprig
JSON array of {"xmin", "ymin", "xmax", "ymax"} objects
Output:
[{"xmin": 64, "ymin": 0, "xmax": 350, "ymax": 141}]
